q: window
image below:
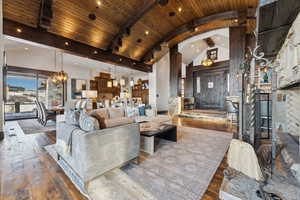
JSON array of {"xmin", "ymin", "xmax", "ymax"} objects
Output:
[{"xmin": 4, "ymin": 67, "xmax": 64, "ymax": 120}]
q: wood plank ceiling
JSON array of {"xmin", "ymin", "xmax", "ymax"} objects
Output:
[{"xmin": 4, "ymin": 0, "xmax": 258, "ymax": 66}]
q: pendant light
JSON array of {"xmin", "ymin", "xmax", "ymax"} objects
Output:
[
  {"xmin": 57, "ymin": 52, "xmax": 68, "ymax": 82},
  {"xmin": 113, "ymin": 65, "xmax": 118, "ymax": 87},
  {"xmin": 51, "ymin": 51, "xmax": 68, "ymax": 83},
  {"xmin": 107, "ymin": 66, "xmax": 112, "ymax": 87},
  {"xmin": 51, "ymin": 51, "xmax": 58, "ymax": 83}
]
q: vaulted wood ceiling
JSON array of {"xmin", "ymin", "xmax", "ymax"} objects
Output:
[{"xmin": 3, "ymin": 0, "xmax": 258, "ymax": 68}]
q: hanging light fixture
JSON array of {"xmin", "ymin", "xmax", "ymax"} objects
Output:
[
  {"xmin": 113, "ymin": 65, "xmax": 118, "ymax": 87},
  {"xmin": 51, "ymin": 51, "xmax": 58, "ymax": 83},
  {"xmin": 51, "ymin": 51, "xmax": 68, "ymax": 83},
  {"xmin": 201, "ymin": 57, "xmax": 214, "ymax": 67},
  {"xmin": 58, "ymin": 52, "xmax": 68, "ymax": 82},
  {"xmin": 107, "ymin": 66, "xmax": 113, "ymax": 87}
]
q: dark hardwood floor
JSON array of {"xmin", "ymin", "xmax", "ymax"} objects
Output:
[
  {"xmin": 1, "ymin": 117, "xmax": 232, "ymax": 200},
  {"xmin": 0, "ymin": 121, "xmax": 86, "ymax": 200}
]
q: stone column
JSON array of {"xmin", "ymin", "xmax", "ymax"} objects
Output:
[{"xmin": 0, "ymin": 0, "xmax": 4, "ymax": 139}]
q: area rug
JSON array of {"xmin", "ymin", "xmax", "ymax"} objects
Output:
[
  {"xmin": 18, "ymin": 119, "xmax": 56, "ymax": 134},
  {"xmin": 45, "ymin": 126, "xmax": 232, "ymax": 200},
  {"xmin": 122, "ymin": 126, "xmax": 232, "ymax": 200}
]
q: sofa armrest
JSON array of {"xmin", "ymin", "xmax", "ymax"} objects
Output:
[{"xmin": 74, "ymin": 123, "xmax": 140, "ymax": 181}]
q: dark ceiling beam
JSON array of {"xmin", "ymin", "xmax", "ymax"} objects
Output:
[
  {"xmin": 3, "ymin": 18, "xmax": 152, "ymax": 72},
  {"xmin": 203, "ymin": 37, "xmax": 215, "ymax": 47},
  {"xmin": 108, "ymin": 0, "xmax": 167, "ymax": 51},
  {"xmin": 142, "ymin": 10, "xmax": 242, "ymax": 62},
  {"xmin": 258, "ymin": 23, "xmax": 292, "ymax": 35},
  {"xmin": 38, "ymin": 0, "xmax": 53, "ymax": 29}
]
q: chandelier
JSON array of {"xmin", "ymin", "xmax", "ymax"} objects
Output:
[
  {"xmin": 201, "ymin": 57, "xmax": 214, "ymax": 67},
  {"xmin": 51, "ymin": 51, "xmax": 68, "ymax": 83}
]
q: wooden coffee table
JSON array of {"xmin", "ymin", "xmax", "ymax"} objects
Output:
[{"xmin": 140, "ymin": 123, "xmax": 177, "ymax": 155}]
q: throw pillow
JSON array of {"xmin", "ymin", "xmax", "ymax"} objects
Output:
[
  {"xmin": 138, "ymin": 106, "xmax": 146, "ymax": 116},
  {"xmin": 65, "ymin": 110, "xmax": 80, "ymax": 126},
  {"xmin": 79, "ymin": 110, "xmax": 100, "ymax": 132},
  {"xmin": 89, "ymin": 109, "xmax": 109, "ymax": 129}
]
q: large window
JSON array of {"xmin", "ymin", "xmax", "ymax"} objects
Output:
[{"xmin": 4, "ymin": 67, "xmax": 64, "ymax": 120}]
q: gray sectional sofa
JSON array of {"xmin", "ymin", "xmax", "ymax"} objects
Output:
[{"xmin": 55, "ymin": 101, "xmax": 140, "ymax": 192}]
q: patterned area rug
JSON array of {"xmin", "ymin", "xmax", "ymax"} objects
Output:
[
  {"xmin": 122, "ymin": 126, "xmax": 232, "ymax": 200},
  {"xmin": 18, "ymin": 119, "xmax": 56, "ymax": 134},
  {"xmin": 45, "ymin": 126, "xmax": 232, "ymax": 200}
]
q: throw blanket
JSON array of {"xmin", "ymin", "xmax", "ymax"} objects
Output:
[{"xmin": 56, "ymin": 123, "xmax": 80, "ymax": 156}]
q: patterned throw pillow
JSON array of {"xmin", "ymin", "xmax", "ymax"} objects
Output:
[
  {"xmin": 79, "ymin": 110, "xmax": 100, "ymax": 132},
  {"xmin": 65, "ymin": 110, "xmax": 80, "ymax": 126}
]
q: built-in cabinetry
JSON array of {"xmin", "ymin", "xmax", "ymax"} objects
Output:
[
  {"xmin": 132, "ymin": 80, "xmax": 149, "ymax": 104},
  {"xmin": 274, "ymin": 14, "xmax": 300, "ymax": 89},
  {"xmin": 90, "ymin": 72, "xmax": 120, "ymax": 100}
]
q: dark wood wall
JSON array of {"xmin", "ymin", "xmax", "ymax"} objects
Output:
[
  {"xmin": 169, "ymin": 45, "xmax": 182, "ymax": 97},
  {"xmin": 184, "ymin": 62, "xmax": 194, "ymax": 97},
  {"xmin": 229, "ymin": 26, "xmax": 246, "ymax": 96}
]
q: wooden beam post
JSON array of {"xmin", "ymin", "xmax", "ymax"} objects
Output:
[
  {"xmin": 229, "ymin": 26, "xmax": 246, "ymax": 96},
  {"xmin": 169, "ymin": 44, "xmax": 182, "ymax": 97},
  {"xmin": 0, "ymin": 0, "xmax": 4, "ymax": 138},
  {"xmin": 184, "ymin": 62, "xmax": 194, "ymax": 97},
  {"xmin": 3, "ymin": 19, "xmax": 152, "ymax": 72}
]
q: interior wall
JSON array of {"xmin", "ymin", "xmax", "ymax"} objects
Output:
[
  {"xmin": 153, "ymin": 52, "xmax": 170, "ymax": 111},
  {"xmin": 193, "ymin": 45, "xmax": 229, "ymax": 66}
]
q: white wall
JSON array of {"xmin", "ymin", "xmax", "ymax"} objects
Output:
[
  {"xmin": 152, "ymin": 52, "xmax": 170, "ymax": 111},
  {"xmin": 193, "ymin": 45, "xmax": 229, "ymax": 66},
  {"xmin": 148, "ymin": 64, "xmax": 157, "ymax": 107},
  {"xmin": 6, "ymin": 49, "xmax": 100, "ymax": 100},
  {"xmin": 0, "ymin": 0, "xmax": 4, "ymax": 131}
]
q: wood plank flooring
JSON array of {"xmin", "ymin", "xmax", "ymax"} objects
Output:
[{"xmin": 1, "ymin": 117, "xmax": 233, "ymax": 200}]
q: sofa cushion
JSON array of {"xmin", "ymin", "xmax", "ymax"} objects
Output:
[
  {"xmin": 65, "ymin": 109, "xmax": 80, "ymax": 126},
  {"xmin": 79, "ymin": 111, "xmax": 100, "ymax": 132},
  {"xmin": 103, "ymin": 117, "xmax": 134, "ymax": 128},
  {"xmin": 108, "ymin": 108, "xmax": 124, "ymax": 119}
]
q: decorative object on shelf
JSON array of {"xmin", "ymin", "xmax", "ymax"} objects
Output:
[
  {"xmin": 130, "ymin": 78, "xmax": 134, "ymax": 87},
  {"xmin": 107, "ymin": 80, "xmax": 112, "ymax": 88},
  {"xmin": 120, "ymin": 78, "xmax": 126, "ymax": 86},
  {"xmin": 113, "ymin": 79, "xmax": 118, "ymax": 87},
  {"xmin": 51, "ymin": 51, "xmax": 68, "ymax": 83}
]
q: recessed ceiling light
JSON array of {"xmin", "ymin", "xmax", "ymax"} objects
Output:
[
  {"xmin": 145, "ymin": 30, "xmax": 149, "ymax": 35},
  {"xmin": 234, "ymin": 19, "xmax": 238, "ymax": 23},
  {"xmin": 16, "ymin": 28, "xmax": 22, "ymax": 33},
  {"xmin": 93, "ymin": 50, "xmax": 98, "ymax": 54},
  {"xmin": 119, "ymin": 58, "xmax": 123, "ymax": 62},
  {"xmin": 64, "ymin": 42, "xmax": 69, "ymax": 46},
  {"xmin": 195, "ymin": 27, "xmax": 199, "ymax": 31},
  {"xmin": 24, "ymin": 47, "xmax": 29, "ymax": 50},
  {"xmin": 97, "ymin": 0, "xmax": 101, "ymax": 6},
  {"xmin": 178, "ymin": 7, "xmax": 182, "ymax": 12}
]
